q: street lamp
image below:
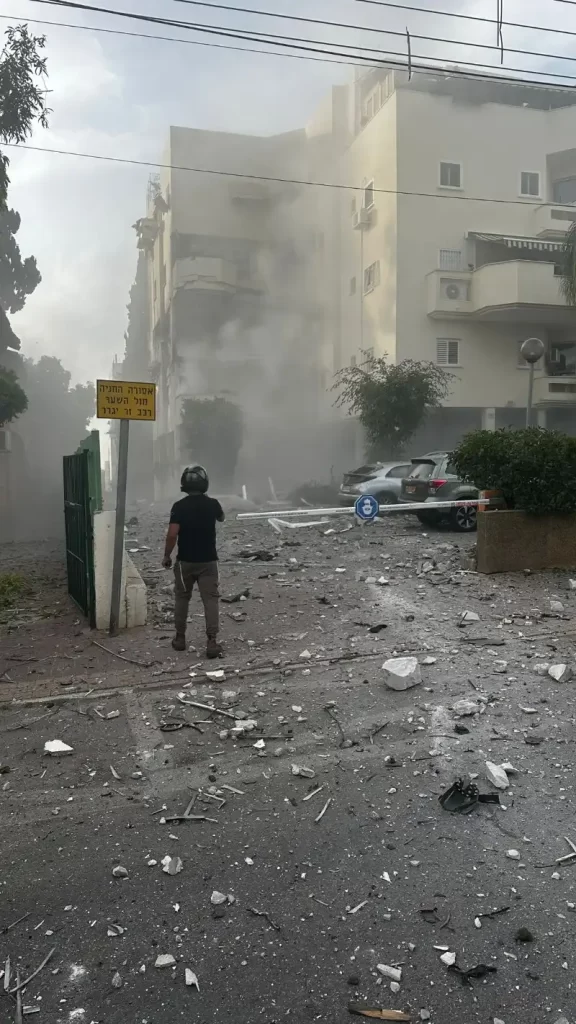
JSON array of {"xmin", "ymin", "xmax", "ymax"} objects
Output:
[{"xmin": 520, "ymin": 336, "xmax": 545, "ymax": 427}]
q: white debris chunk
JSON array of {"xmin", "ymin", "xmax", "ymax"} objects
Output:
[
  {"xmin": 206, "ymin": 670, "xmax": 225, "ymax": 681},
  {"xmin": 420, "ymin": 1013, "xmax": 431, "ymax": 1022},
  {"xmin": 494, "ymin": 660, "xmax": 508, "ymax": 674},
  {"xmin": 534, "ymin": 663, "xmax": 550, "ymax": 676},
  {"xmin": 485, "ymin": 761, "xmax": 509, "ymax": 790},
  {"xmin": 474, "ymin": 917, "xmax": 482, "ymax": 929},
  {"xmin": 440, "ymin": 951, "xmax": 456, "ymax": 967},
  {"xmin": 421, "ymin": 656, "xmax": 437, "ymax": 666},
  {"xmin": 549, "ymin": 664, "xmax": 571, "ymax": 683},
  {"xmin": 211, "ymin": 891, "xmax": 227, "ymax": 905},
  {"xmin": 44, "ymin": 740, "xmax": 73, "ymax": 756},
  {"xmin": 390, "ymin": 981, "xmax": 401, "ymax": 994},
  {"xmin": 494, "ymin": 1019, "xmax": 505, "ymax": 1024},
  {"xmin": 162, "ymin": 856, "xmax": 183, "ymax": 876},
  {"xmin": 253, "ymin": 739, "xmax": 266, "ymax": 750},
  {"xmin": 452, "ymin": 699, "xmax": 478, "ymax": 718},
  {"xmin": 550, "ymin": 600, "xmax": 565, "ymax": 614},
  {"xmin": 377, "ymin": 964, "xmax": 402, "ymax": 982},
  {"xmin": 460, "ymin": 610, "xmax": 480, "ymax": 624},
  {"xmin": 506, "ymin": 849, "xmax": 521, "ymax": 860},
  {"xmin": 112, "ymin": 865, "xmax": 128, "ymax": 878},
  {"xmin": 111, "ymin": 972, "xmax": 122, "ymax": 988},
  {"xmin": 155, "ymin": 954, "xmax": 176, "ymax": 968},
  {"xmin": 299, "ymin": 650, "xmax": 312, "ymax": 660},
  {"xmin": 185, "ymin": 968, "xmax": 199, "ymax": 990},
  {"xmin": 382, "ymin": 656, "xmax": 422, "ymax": 691},
  {"xmin": 291, "ymin": 764, "xmax": 315, "ymax": 778}
]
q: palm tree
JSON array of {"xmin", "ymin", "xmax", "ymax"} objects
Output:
[{"xmin": 560, "ymin": 220, "xmax": 576, "ymax": 306}]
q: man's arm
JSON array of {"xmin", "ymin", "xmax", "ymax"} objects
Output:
[
  {"xmin": 215, "ymin": 500, "xmax": 225, "ymax": 523},
  {"xmin": 163, "ymin": 523, "xmax": 179, "ymax": 568}
]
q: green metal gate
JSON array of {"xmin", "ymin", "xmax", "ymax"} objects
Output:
[{"xmin": 63, "ymin": 447, "xmax": 96, "ymax": 626}]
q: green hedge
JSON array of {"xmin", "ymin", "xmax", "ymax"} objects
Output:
[{"xmin": 450, "ymin": 427, "xmax": 576, "ymax": 515}]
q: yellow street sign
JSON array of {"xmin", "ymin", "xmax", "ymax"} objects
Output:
[{"xmin": 96, "ymin": 379, "xmax": 156, "ymax": 421}]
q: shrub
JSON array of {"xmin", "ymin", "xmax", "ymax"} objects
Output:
[{"xmin": 451, "ymin": 427, "xmax": 576, "ymax": 516}]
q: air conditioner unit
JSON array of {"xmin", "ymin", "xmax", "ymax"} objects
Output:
[
  {"xmin": 443, "ymin": 280, "xmax": 468, "ymax": 301},
  {"xmin": 352, "ymin": 208, "xmax": 371, "ymax": 230},
  {"xmin": 0, "ymin": 428, "xmax": 11, "ymax": 453}
]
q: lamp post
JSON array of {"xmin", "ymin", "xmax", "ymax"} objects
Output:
[{"xmin": 520, "ymin": 337, "xmax": 545, "ymax": 427}]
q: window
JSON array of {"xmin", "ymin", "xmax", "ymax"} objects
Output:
[
  {"xmin": 436, "ymin": 338, "xmax": 460, "ymax": 365},
  {"xmin": 520, "ymin": 171, "xmax": 540, "ymax": 197},
  {"xmin": 439, "ymin": 162, "xmax": 462, "ymax": 189},
  {"xmin": 386, "ymin": 464, "xmax": 411, "ymax": 479},
  {"xmin": 350, "ymin": 276, "xmax": 356, "ymax": 295},
  {"xmin": 364, "ymin": 180, "xmax": 375, "ymax": 209},
  {"xmin": 553, "ymin": 177, "xmax": 576, "ymax": 204},
  {"xmin": 363, "ymin": 260, "xmax": 380, "ymax": 292},
  {"xmin": 439, "ymin": 248, "xmax": 462, "ymax": 271}
]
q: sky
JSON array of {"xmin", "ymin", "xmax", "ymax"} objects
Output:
[{"xmin": 4, "ymin": 0, "xmax": 576, "ymax": 383}]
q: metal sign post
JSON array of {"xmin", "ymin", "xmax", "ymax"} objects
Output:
[{"xmin": 96, "ymin": 379, "xmax": 156, "ymax": 636}]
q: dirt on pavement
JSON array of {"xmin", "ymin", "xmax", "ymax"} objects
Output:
[{"xmin": 1, "ymin": 507, "xmax": 576, "ymax": 1023}]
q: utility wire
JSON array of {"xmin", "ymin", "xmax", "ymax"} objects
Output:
[
  {"xmin": 127, "ymin": 0, "xmax": 576, "ymax": 71},
  {"xmin": 4, "ymin": 140, "xmax": 575, "ymax": 210},
  {"xmin": 352, "ymin": 0, "xmax": 576, "ymax": 43},
  {"xmin": 0, "ymin": 12, "xmax": 387, "ymax": 71},
  {"xmin": 28, "ymin": 0, "xmax": 576, "ymax": 86}
]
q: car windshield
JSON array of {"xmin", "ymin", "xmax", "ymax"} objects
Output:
[{"xmin": 408, "ymin": 461, "xmax": 436, "ymax": 480}]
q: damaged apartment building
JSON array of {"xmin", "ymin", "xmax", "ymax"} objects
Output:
[{"xmin": 128, "ymin": 68, "xmax": 576, "ymax": 497}]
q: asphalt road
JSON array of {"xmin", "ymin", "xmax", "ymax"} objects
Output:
[{"xmin": 1, "ymin": 509, "xmax": 576, "ymax": 1024}]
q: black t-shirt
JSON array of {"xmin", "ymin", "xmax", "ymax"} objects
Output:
[{"xmin": 169, "ymin": 494, "xmax": 224, "ymax": 563}]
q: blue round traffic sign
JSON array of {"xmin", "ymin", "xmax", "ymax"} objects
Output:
[{"xmin": 354, "ymin": 494, "xmax": 379, "ymax": 521}]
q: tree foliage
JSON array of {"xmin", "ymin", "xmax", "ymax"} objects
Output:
[
  {"xmin": 0, "ymin": 24, "xmax": 50, "ymax": 207},
  {"xmin": 0, "ymin": 364, "xmax": 27, "ymax": 425},
  {"xmin": 451, "ymin": 427, "xmax": 576, "ymax": 515},
  {"xmin": 333, "ymin": 353, "xmax": 452, "ymax": 457},
  {"xmin": 560, "ymin": 220, "xmax": 576, "ymax": 307},
  {"xmin": 0, "ymin": 206, "xmax": 41, "ymax": 322},
  {"xmin": 181, "ymin": 397, "xmax": 243, "ymax": 490}
]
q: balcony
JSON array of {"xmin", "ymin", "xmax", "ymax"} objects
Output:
[
  {"xmin": 428, "ymin": 260, "xmax": 573, "ymax": 324},
  {"xmin": 173, "ymin": 257, "xmax": 238, "ymax": 292},
  {"xmin": 532, "ymin": 203, "xmax": 576, "ymax": 239},
  {"xmin": 533, "ymin": 374, "xmax": 576, "ymax": 406}
]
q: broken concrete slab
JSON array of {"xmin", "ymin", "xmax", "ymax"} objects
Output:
[
  {"xmin": 485, "ymin": 761, "xmax": 509, "ymax": 790},
  {"xmin": 549, "ymin": 664, "xmax": 572, "ymax": 683},
  {"xmin": 382, "ymin": 656, "xmax": 422, "ymax": 691}
]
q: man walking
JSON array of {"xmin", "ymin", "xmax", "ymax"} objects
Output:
[{"xmin": 162, "ymin": 465, "xmax": 225, "ymax": 657}]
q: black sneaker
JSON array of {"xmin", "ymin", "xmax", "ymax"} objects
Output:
[
  {"xmin": 206, "ymin": 637, "xmax": 223, "ymax": 659},
  {"xmin": 172, "ymin": 633, "xmax": 186, "ymax": 652}
]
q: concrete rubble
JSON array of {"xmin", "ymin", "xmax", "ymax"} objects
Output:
[{"xmin": 2, "ymin": 506, "xmax": 576, "ymax": 1023}]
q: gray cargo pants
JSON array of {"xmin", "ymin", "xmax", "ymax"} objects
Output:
[{"xmin": 174, "ymin": 561, "xmax": 219, "ymax": 637}]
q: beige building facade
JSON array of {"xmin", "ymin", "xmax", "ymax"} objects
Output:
[
  {"xmin": 342, "ymin": 69, "xmax": 576, "ymax": 444},
  {"xmin": 135, "ymin": 70, "xmax": 576, "ymax": 495}
]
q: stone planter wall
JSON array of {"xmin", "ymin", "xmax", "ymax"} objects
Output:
[{"xmin": 477, "ymin": 509, "xmax": 576, "ymax": 573}]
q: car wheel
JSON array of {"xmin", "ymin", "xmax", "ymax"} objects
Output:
[
  {"xmin": 450, "ymin": 503, "xmax": 477, "ymax": 533},
  {"xmin": 375, "ymin": 492, "xmax": 396, "ymax": 511},
  {"xmin": 417, "ymin": 511, "xmax": 440, "ymax": 527}
]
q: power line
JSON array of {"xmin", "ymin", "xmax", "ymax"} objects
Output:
[
  {"xmin": 4, "ymin": 140, "xmax": 574, "ymax": 211},
  {"xmin": 142, "ymin": 0, "xmax": 576, "ymax": 71},
  {"xmin": 352, "ymin": 0, "xmax": 576, "ymax": 43},
  {"xmin": 0, "ymin": 12, "xmax": 378, "ymax": 71},
  {"xmin": 28, "ymin": 0, "xmax": 576, "ymax": 86}
]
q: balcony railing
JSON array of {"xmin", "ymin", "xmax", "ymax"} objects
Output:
[{"xmin": 427, "ymin": 260, "xmax": 570, "ymax": 321}]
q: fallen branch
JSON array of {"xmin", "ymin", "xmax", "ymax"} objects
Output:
[
  {"xmin": 1, "ymin": 912, "xmax": 30, "ymax": 935},
  {"xmin": 315, "ymin": 798, "xmax": 332, "ymax": 824},
  {"xmin": 9, "ymin": 947, "xmax": 56, "ymax": 995},
  {"xmin": 247, "ymin": 907, "xmax": 281, "ymax": 931},
  {"xmin": 91, "ymin": 640, "xmax": 153, "ymax": 668},
  {"xmin": 176, "ymin": 696, "xmax": 236, "ymax": 720}
]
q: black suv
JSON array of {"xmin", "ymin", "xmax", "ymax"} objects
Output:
[{"xmin": 400, "ymin": 453, "xmax": 480, "ymax": 533}]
